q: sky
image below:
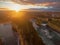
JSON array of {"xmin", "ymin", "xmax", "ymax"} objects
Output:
[
  {"xmin": 13, "ymin": 0, "xmax": 60, "ymax": 8},
  {"xmin": 13, "ymin": 0, "xmax": 60, "ymax": 4},
  {"xmin": 13, "ymin": 0, "xmax": 60, "ymax": 11},
  {"xmin": 0, "ymin": 0, "xmax": 60, "ymax": 11},
  {"xmin": 0, "ymin": 0, "xmax": 60, "ymax": 5}
]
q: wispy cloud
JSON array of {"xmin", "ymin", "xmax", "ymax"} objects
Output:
[
  {"xmin": 13, "ymin": 0, "xmax": 60, "ymax": 4},
  {"xmin": 0, "ymin": 0, "xmax": 60, "ymax": 11}
]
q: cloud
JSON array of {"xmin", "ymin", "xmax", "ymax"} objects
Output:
[
  {"xmin": 0, "ymin": 0, "xmax": 60, "ymax": 11},
  {"xmin": 13, "ymin": 0, "xmax": 60, "ymax": 9},
  {"xmin": 13, "ymin": 0, "xmax": 60, "ymax": 4}
]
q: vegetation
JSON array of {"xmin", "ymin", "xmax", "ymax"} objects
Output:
[
  {"xmin": 48, "ymin": 18, "xmax": 60, "ymax": 32},
  {"xmin": 0, "ymin": 10, "xmax": 60, "ymax": 45}
]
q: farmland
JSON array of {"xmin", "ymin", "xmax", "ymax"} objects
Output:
[{"xmin": 0, "ymin": 10, "xmax": 60, "ymax": 45}]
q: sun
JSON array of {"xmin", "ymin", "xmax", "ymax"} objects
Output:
[
  {"xmin": 0, "ymin": 1, "xmax": 35, "ymax": 12},
  {"xmin": 0, "ymin": 1, "xmax": 24, "ymax": 12},
  {"xmin": 8, "ymin": 2, "xmax": 23, "ymax": 12},
  {"xmin": 9, "ymin": 5, "xmax": 22, "ymax": 12}
]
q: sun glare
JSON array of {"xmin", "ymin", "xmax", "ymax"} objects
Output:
[
  {"xmin": 0, "ymin": 1, "xmax": 23, "ymax": 12},
  {"xmin": 8, "ymin": 2, "xmax": 23, "ymax": 12},
  {"xmin": 9, "ymin": 5, "xmax": 22, "ymax": 12},
  {"xmin": 0, "ymin": 1, "xmax": 53, "ymax": 12}
]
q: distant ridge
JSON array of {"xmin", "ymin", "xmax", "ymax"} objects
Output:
[
  {"xmin": 0, "ymin": 8, "xmax": 9, "ymax": 10},
  {"xmin": 0, "ymin": 8, "xmax": 15, "ymax": 12}
]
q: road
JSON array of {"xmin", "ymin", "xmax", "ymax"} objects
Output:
[{"xmin": 31, "ymin": 20, "xmax": 60, "ymax": 45}]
